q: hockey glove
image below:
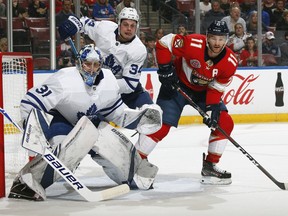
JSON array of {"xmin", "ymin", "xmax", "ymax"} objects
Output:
[
  {"xmin": 58, "ymin": 16, "xmax": 83, "ymax": 40},
  {"xmin": 157, "ymin": 62, "xmax": 179, "ymax": 91},
  {"xmin": 203, "ymin": 104, "xmax": 221, "ymax": 130}
]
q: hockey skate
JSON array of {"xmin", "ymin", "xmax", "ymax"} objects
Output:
[
  {"xmin": 201, "ymin": 153, "xmax": 232, "ymax": 185},
  {"xmin": 8, "ymin": 179, "xmax": 44, "ymax": 201}
]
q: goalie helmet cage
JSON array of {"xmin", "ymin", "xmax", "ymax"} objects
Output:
[{"xmin": 0, "ymin": 52, "xmax": 33, "ymax": 198}]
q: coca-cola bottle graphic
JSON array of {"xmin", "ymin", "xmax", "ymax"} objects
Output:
[
  {"xmin": 275, "ymin": 72, "xmax": 284, "ymax": 107},
  {"xmin": 145, "ymin": 73, "xmax": 154, "ymax": 99}
]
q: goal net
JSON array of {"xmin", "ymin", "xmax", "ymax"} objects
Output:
[{"xmin": 0, "ymin": 52, "xmax": 33, "ymax": 198}]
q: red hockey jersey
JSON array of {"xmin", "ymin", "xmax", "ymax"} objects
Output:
[{"xmin": 156, "ymin": 33, "xmax": 238, "ymax": 105}]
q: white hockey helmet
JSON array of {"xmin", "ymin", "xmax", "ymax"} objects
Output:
[
  {"xmin": 118, "ymin": 7, "xmax": 139, "ymax": 28},
  {"xmin": 78, "ymin": 44, "xmax": 103, "ymax": 86}
]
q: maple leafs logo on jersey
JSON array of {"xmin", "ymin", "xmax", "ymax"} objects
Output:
[
  {"xmin": 77, "ymin": 104, "xmax": 99, "ymax": 123},
  {"xmin": 103, "ymin": 54, "xmax": 122, "ymax": 75}
]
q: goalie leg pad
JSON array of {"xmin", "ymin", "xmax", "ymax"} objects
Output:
[
  {"xmin": 9, "ymin": 116, "xmax": 99, "ymax": 200},
  {"xmin": 130, "ymin": 159, "xmax": 159, "ymax": 190},
  {"xmin": 91, "ymin": 121, "xmax": 158, "ymax": 189}
]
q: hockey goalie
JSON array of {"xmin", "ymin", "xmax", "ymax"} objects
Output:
[{"xmin": 8, "ymin": 44, "xmax": 162, "ymax": 201}]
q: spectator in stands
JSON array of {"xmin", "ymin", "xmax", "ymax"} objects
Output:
[
  {"xmin": 60, "ymin": 40, "xmax": 73, "ymax": 57},
  {"xmin": 260, "ymin": 3, "xmax": 271, "ymax": 27},
  {"xmin": 279, "ymin": 31, "xmax": 288, "ymax": 65},
  {"xmin": 221, "ymin": 5, "xmax": 247, "ymax": 34},
  {"xmin": 139, "ymin": 31, "xmax": 147, "ymax": 46},
  {"xmin": 56, "ymin": 0, "xmax": 75, "ymax": 27},
  {"xmin": 246, "ymin": 10, "xmax": 268, "ymax": 36},
  {"xmin": 80, "ymin": 0, "xmax": 90, "ymax": 17},
  {"xmin": 0, "ymin": 0, "xmax": 6, "ymax": 17},
  {"xmin": 12, "ymin": 0, "xmax": 24, "ymax": 17},
  {"xmin": 28, "ymin": 0, "xmax": 48, "ymax": 17},
  {"xmin": 201, "ymin": 0, "xmax": 225, "ymax": 34},
  {"xmin": 239, "ymin": 0, "xmax": 257, "ymax": 20},
  {"xmin": 177, "ymin": 24, "xmax": 188, "ymax": 36},
  {"xmin": 239, "ymin": 36, "xmax": 258, "ymax": 67},
  {"xmin": 92, "ymin": 0, "xmax": 115, "ymax": 21},
  {"xmin": 56, "ymin": 0, "xmax": 63, "ymax": 14},
  {"xmin": 262, "ymin": 31, "xmax": 281, "ymax": 57},
  {"xmin": 263, "ymin": 0, "xmax": 276, "ymax": 18},
  {"xmin": 57, "ymin": 55, "xmax": 74, "ymax": 69},
  {"xmin": 219, "ymin": 0, "xmax": 230, "ymax": 16},
  {"xmin": 276, "ymin": 10, "xmax": 288, "ymax": 30},
  {"xmin": 116, "ymin": 0, "xmax": 140, "ymax": 17},
  {"xmin": 144, "ymin": 35, "xmax": 157, "ymax": 68},
  {"xmin": 109, "ymin": 0, "xmax": 121, "ymax": 9},
  {"xmin": 0, "ymin": 37, "xmax": 8, "ymax": 52},
  {"xmin": 270, "ymin": 0, "xmax": 288, "ymax": 26},
  {"xmin": 227, "ymin": 23, "xmax": 252, "ymax": 56},
  {"xmin": 18, "ymin": 7, "xmax": 29, "ymax": 21},
  {"xmin": 154, "ymin": 28, "xmax": 164, "ymax": 41},
  {"xmin": 200, "ymin": 0, "xmax": 212, "ymax": 17}
]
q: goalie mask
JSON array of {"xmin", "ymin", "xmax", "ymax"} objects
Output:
[
  {"xmin": 78, "ymin": 44, "xmax": 103, "ymax": 87},
  {"xmin": 206, "ymin": 20, "xmax": 229, "ymax": 54}
]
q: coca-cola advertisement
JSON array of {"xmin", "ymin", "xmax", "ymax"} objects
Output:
[{"xmin": 139, "ymin": 68, "xmax": 287, "ymax": 121}]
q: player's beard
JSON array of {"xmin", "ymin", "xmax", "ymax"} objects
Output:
[{"xmin": 207, "ymin": 43, "xmax": 225, "ymax": 57}]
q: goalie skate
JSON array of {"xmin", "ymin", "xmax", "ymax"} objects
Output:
[
  {"xmin": 201, "ymin": 153, "xmax": 232, "ymax": 185},
  {"xmin": 8, "ymin": 179, "xmax": 44, "ymax": 201}
]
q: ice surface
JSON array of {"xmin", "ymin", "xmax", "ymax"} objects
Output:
[{"xmin": 1, "ymin": 123, "xmax": 288, "ymax": 216}]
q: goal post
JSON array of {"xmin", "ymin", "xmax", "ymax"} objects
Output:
[{"xmin": 0, "ymin": 52, "xmax": 33, "ymax": 198}]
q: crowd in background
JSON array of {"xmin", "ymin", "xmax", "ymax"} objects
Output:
[
  {"xmin": 1, "ymin": 0, "xmax": 288, "ymax": 68},
  {"xmin": 150, "ymin": 0, "xmax": 288, "ymax": 67}
]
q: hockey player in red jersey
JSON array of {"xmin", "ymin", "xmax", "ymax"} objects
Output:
[{"xmin": 134, "ymin": 20, "xmax": 238, "ymax": 185}]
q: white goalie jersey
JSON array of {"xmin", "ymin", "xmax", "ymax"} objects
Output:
[
  {"xmin": 80, "ymin": 18, "xmax": 147, "ymax": 94},
  {"xmin": 20, "ymin": 67, "xmax": 162, "ymax": 134}
]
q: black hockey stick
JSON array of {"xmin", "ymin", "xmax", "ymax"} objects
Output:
[{"xmin": 173, "ymin": 84, "xmax": 288, "ymax": 190}]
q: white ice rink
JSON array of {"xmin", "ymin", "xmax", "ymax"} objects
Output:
[{"xmin": 1, "ymin": 122, "xmax": 288, "ymax": 216}]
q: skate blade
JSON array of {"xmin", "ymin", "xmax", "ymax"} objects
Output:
[{"xmin": 201, "ymin": 176, "xmax": 232, "ymax": 185}]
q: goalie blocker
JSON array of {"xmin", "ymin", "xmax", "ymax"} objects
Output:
[{"xmin": 9, "ymin": 109, "xmax": 158, "ymax": 201}]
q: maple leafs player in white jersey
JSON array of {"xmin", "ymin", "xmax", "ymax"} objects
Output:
[
  {"xmin": 8, "ymin": 44, "xmax": 162, "ymax": 201},
  {"xmin": 58, "ymin": 7, "xmax": 157, "ymax": 162},
  {"xmin": 58, "ymin": 7, "xmax": 151, "ymax": 109}
]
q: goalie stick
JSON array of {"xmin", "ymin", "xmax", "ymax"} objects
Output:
[
  {"xmin": 173, "ymin": 84, "xmax": 288, "ymax": 190},
  {"xmin": 0, "ymin": 107, "xmax": 130, "ymax": 201}
]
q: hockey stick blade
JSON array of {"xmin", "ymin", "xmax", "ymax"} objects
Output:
[
  {"xmin": 1, "ymin": 107, "xmax": 130, "ymax": 200},
  {"xmin": 173, "ymin": 85, "xmax": 288, "ymax": 190},
  {"xmin": 40, "ymin": 148, "xmax": 130, "ymax": 202}
]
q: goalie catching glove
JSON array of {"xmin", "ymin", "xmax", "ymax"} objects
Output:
[{"xmin": 203, "ymin": 104, "xmax": 221, "ymax": 130}]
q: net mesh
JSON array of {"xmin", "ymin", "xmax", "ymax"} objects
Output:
[{"xmin": 2, "ymin": 57, "xmax": 30, "ymax": 175}]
